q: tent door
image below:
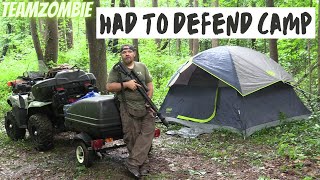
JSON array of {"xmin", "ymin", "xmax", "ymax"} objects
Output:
[{"xmin": 176, "ymin": 86, "xmax": 219, "ymax": 123}]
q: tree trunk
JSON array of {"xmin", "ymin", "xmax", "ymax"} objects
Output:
[
  {"xmin": 120, "ymin": 0, "xmax": 126, "ymax": 7},
  {"xmin": 38, "ymin": 18, "xmax": 45, "ymax": 40},
  {"xmin": 211, "ymin": 0, "xmax": 219, "ymax": 48},
  {"xmin": 106, "ymin": 0, "xmax": 120, "ymax": 53},
  {"xmin": 266, "ymin": 0, "xmax": 278, "ymax": 62},
  {"xmin": 111, "ymin": 0, "xmax": 115, "ymax": 7},
  {"xmin": 189, "ymin": 39, "xmax": 193, "ymax": 56},
  {"xmin": 44, "ymin": 6, "xmax": 58, "ymax": 64},
  {"xmin": 1, "ymin": 23, "xmax": 12, "ymax": 59},
  {"xmin": 133, "ymin": 39, "xmax": 140, "ymax": 62},
  {"xmin": 66, "ymin": 18, "xmax": 73, "ymax": 49},
  {"xmin": 188, "ymin": 0, "xmax": 194, "ymax": 55},
  {"xmin": 175, "ymin": 1, "xmax": 181, "ymax": 55},
  {"xmin": 308, "ymin": 39, "xmax": 312, "ymax": 100},
  {"xmin": 192, "ymin": 39, "xmax": 199, "ymax": 56},
  {"xmin": 211, "ymin": 39, "xmax": 219, "ymax": 48},
  {"xmin": 58, "ymin": 18, "xmax": 67, "ymax": 51},
  {"xmin": 251, "ymin": 1, "xmax": 256, "ymax": 49},
  {"xmin": 176, "ymin": 39, "xmax": 181, "ymax": 55},
  {"xmin": 129, "ymin": 0, "xmax": 135, "ymax": 10},
  {"xmin": 269, "ymin": 39, "xmax": 278, "ymax": 62},
  {"xmin": 130, "ymin": 0, "xmax": 140, "ymax": 61},
  {"xmin": 308, "ymin": 0, "xmax": 313, "ymax": 100},
  {"xmin": 85, "ymin": 0, "xmax": 107, "ymax": 93},
  {"xmin": 30, "ymin": 18, "xmax": 44, "ymax": 62},
  {"xmin": 152, "ymin": 0, "xmax": 161, "ymax": 49},
  {"xmin": 192, "ymin": 0, "xmax": 199, "ymax": 56},
  {"xmin": 318, "ymin": 0, "xmax": 320, "ymax": 106},
  {"xmin": 235, "ymin": 0, "xmax": 240, "ymax": 46}
]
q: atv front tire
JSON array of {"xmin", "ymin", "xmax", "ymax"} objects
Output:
[
  {"xmin": 28, "ymin": 114, "xmax": 54, "ymax": 151},
  {"xmin": 4, "ymin": 111, "xmax": 26, "ymax": 140}
]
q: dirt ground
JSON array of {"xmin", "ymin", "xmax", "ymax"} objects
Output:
[{"xmin": 0, "ymin": 123, "xmax": 319, "ymax": 180}]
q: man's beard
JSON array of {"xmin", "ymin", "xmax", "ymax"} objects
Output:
[{"xmin": 123, "ymin": 57, "xmax": 133, "ymax": 65}]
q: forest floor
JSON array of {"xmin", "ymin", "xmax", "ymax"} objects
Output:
[{"xmin": 0, "ymin": 122, "xmax": 319, "ymax": 180}]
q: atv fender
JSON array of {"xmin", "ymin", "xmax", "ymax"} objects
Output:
[
  {"xmin": 8, "ymin": 95, "xmax": 29, "ymax": 128},
  {"xmin": 11, "ymin": 107, "xmax": 27, "ymax": 128},
  {"xmin": 28, "ymin": 101, "xmax": 52, "ymax": 108},
  {"xmin": 8, "ymin": 94, "xmax": 28, "ymax": 109},
  {"xmin": 74, "ymin": 132, "xmax": 92, "ymax": 146}
]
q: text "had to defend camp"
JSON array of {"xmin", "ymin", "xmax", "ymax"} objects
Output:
[{"xmin": 96, "ymin": 8, "xmax": 315, "ymax": 39}]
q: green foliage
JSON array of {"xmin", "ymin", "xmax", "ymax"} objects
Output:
[
  {"xmin": 277, "ymin": 141, "xmax": 300, "ymax": 160},
  {"xmin": 165, "ymin": 117, "xmax": 320, "ymax": 175},
  {"xmin": 74, "ymin": 165, "xmax": 89, "ymax": 178},
  {"xmin": 278, "ymin": 112, "xmax": 287, "ymax": 122},
  {"xmin": 303, "ymin": 176, "xmax": 314, "ymax": 180},
  {"xmin": 58, "ymin": 38, "xmax": 90, "ymax": 70},
  {"xmin": 137, "ymin": 40, "xmax": 187, "ymax": 105},
  {"xmin": 0, "ymin": 48, "xmax": 38, "ymax": 116},
  {"xmin": 252, "ymin": 117, "xmax": 320, "ymax": 160},
  {"xmin": 258, "ymin": 176, "xmax": 271, "ymax": 180}
]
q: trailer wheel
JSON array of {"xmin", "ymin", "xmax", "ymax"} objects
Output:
[
  {"xmin": 75, "ymin": 141, "xmax": 94, "ymax": 168},
  {"xmin": 4, "ymin": 111, "xmax": 26, "ymax": 140},
  {"xmin": 28, "ymin": 114, "xmax": 53, "ymax": 151}
]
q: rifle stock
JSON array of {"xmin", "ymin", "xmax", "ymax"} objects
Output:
[{"xmin": 114, "ymin": 62, "xmax": 169, "ymax": 127}]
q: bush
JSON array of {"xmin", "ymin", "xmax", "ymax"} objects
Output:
[{"xmin": 0, "ymin": 51, "xmax": 38, "ymax": 116}]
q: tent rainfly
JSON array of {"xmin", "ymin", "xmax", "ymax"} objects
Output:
[{"xmin": 160, "ymin": 46, "xmax": 310, "ymax": 136}]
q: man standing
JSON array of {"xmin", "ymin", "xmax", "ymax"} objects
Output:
[{"xmin": 106, "ymin": 44, "xmax": 155, "ymax": 178}]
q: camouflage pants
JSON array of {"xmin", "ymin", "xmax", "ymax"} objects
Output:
[{"xmin": 119, "ymin": 103, "xmax": 155, "ymax": 167}]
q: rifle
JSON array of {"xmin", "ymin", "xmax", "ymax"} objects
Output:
[{"xmin": 114, "ymin": 62, "xmax": 169, "ymax": 127}]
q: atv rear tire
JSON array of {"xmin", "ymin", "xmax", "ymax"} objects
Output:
[
  {"xmin": 75, "ymin": 141, "xmax": 94, "ymax": 168},
  {"xmin": 4, "ymin": 111, "xmax": 26, "ymax": 140},
  {"xmin": 28, "ymin": 114, "xmax": 54, "ymax": 151}
]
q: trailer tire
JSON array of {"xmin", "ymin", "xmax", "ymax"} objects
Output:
[
  {"xmin": 4, "ymin": 111, "xmax": 26, "ymax": 140},
  {"xmin": 28, "ymin": 113, "xmax": 53, "ymax": 151},
  {"xmin": 75, "ymin": 141, "xmax": 94, "ymax": 168}
]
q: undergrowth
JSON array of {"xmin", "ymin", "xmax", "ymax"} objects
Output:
[
  {"xmin": 168, "ymin": 114, "xmax": 319, "ymax": 179},
  {"xmin": 0, "ymin": 49, "xmax": 38, "ymax": 116}
]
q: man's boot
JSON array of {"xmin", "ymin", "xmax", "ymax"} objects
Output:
[
  {"xmin": 140, "ymin": 163, "xmax": 150, "ymax": 176},
  {"xmin": 125, "ymin": 161, "xmax": 140, "ymax": 178}
]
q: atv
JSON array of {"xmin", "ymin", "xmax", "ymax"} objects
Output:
[{"xmin": 5, "ymin": 66, "xmax": 97, "ymax": 151}]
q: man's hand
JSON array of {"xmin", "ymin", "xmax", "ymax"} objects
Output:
[{"xmin": 125, "ymin": 80, "xmax": 141, "ymax": 91}]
